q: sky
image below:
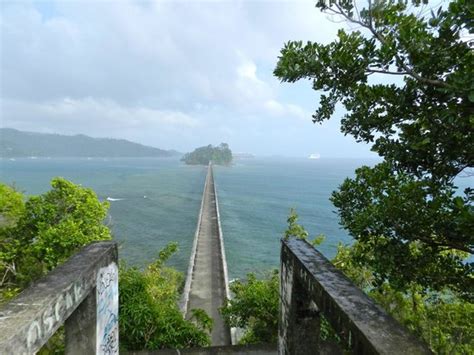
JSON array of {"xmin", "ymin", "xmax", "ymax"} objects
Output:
[{"xmin": 0, "ymin": 0, "xmax": 375, "ymax": 157}]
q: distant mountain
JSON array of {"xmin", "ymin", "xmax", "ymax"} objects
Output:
[{"xmin": 0, "ymin": 128, "xmax": 180, "ymax": 158}]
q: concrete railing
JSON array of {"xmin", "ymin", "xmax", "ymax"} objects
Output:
[
  {"xmin": 211, "ymin": 165, "xmax": 231, "ymax": 306},
  {"xmin": 180, "ymin": 164, "xmax": 210, "ymax": 314},
  {"xmin": 0, "ymin": 241, "xmax": 118, "ymax": 355},
  {"xmin": 279, "ymin": 238, "xmax": 431, "ymax": 355}
]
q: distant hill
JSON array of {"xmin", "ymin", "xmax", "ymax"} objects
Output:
[
  {"xmin": 181, "ymin": 143, "xmax": 233, "ymax": 165},
  {"xmin": 0, "ymin": 128, "xmax": 180, "ymax": 158}
]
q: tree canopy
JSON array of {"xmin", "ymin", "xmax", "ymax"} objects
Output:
[
  {"xmin": 0, "ymin": 178, "xmax": 112, "ymax": 301},
  {"xmin": 181, "ymin": 143, "xmax": 233, "ymax": 165},
  {"xmin": 274, "ymin": 0, "xmax": 473, "ymax": 298}
]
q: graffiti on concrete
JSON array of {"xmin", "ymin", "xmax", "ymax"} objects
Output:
[
  {"xmin": 96, "ymin": 262, "xmax": 118, "ymax": 355},
  {"xmin": 26, "ymin": 281, "xmax": 84, "ymax": 352}
]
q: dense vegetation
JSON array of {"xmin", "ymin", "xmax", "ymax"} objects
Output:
[
  {"xmin": 0, "ymin": 128, "xmax": 178, "ymax": 158},
  {"xmin": 264, "ymin": 0, "xmax": 474, "ymax": 351},
  {"xmin": 181, "ymin": 143, "xmax": 232, "ymax": 165},
  {"xmin": 0, "ymin": 178, "xmax": 112, "ymax": 301},
  {"xmin": 0, "ymin": 179, "xmax": 113, "ymax": 353},
  {"xmin": 0, "ymin": 179, "xmax": 211, "ymax": 351},
  {"xmin": 220, "ymin": 270, "xmax": 279, "ymax": 344},
  {"xmin": 333, "ymin": 240, "xmax": 474, "ymax": 353},
  {"xmin": 222, "ymin": 212, "xmax": 474, "ymax": 353},
  {"xmin": 275, "ymin": 0, "xmax": 473, "ymax": 299},
  {"xmin": 119, "ymin": 243, "xmax": 211, "ymax": 350}
]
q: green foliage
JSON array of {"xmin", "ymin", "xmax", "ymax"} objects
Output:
[
  {"xmin": 0, "ymin": 184, "xmax": 25, "ymax": 228},
  {"xmin": 332, "ymin": 163, "xmax": 472, "ymax": 298},
  {"xmin": 0, "ymin": 178, "xmax": 111, "ymax": 302},
  {"xmin": 36, "ymin": 329, "xmax": 65, "ymax": 355},
  {"xmin": 189, "ymin": 308, "xmax": 214, "ymax": 334},
  {"xmin": 284, "ymin": 208, "xmax": 325, "ymax": 246},
  {"xmin": 181, "ymin": 143, "xmax": 233, "ymax": 165},
  {"xmin": 274, "ymin": 0, "xmax": 473, "ymax": 298},
  {"xmin": 220, "ymin": 270, "xmax": 279, "ymax": 344},
  {"xmin": 119, "ymin": 242, "xmax": 211, "ymax": 350},
  {"xmin": 334, "ymin": 242, "xmax": 474, "ymax": 354},
  {"xmin": 284, "ymin": 208, "xmax": 308, "ymax": 240}
]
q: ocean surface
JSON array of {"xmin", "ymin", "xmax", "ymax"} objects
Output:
[{"xmin": 1, "ymin": 157, "xmax": 376, "ymax": 278}]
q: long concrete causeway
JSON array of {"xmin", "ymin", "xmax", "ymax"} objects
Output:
[{"xmin": 181, "ymin": 163, "xmax": 231, "ymax": 346}]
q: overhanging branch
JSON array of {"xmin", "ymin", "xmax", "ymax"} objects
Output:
[{"xmin": 327, "ymin": 3, "xmax": 450, "ymax": 89}]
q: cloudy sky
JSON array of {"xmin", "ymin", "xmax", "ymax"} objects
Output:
[{"xmin": 1, "ymin": 0, "xmax": 374, "ymax": 157}]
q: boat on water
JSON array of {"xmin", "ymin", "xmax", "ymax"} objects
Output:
[{"xmin": 308, "ymin": 153, "xmax": 321, "ymax": 160}]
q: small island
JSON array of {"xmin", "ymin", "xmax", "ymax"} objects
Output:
[{"xmin": 181, "ymin": 143, "xmax": 232, "ymax": 165}]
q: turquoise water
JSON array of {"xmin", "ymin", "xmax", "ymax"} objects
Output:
[
  {"xmin": 214, "ymin": 158, "xmax": 364, "ymax": 277},
  {"xmin": 0, "ymin": 157, "xmax": 375, "ymax": 278}
]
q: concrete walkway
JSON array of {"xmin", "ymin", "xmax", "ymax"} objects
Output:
[{"xmin": 184, "ymin": 164, "xmax": 231, "ymax": 346}]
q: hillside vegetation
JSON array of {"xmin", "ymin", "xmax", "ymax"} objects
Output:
[
  {"xmin": 181, "ymin": 143, "xmax": 232, "ymax": 165},
  {"xmin": 0, "ymin": 128, "xmax": 178, "ymax": 158},
  {"xmin": 0, "ymin": 180, "xmax": 211, "ymax": 351}
]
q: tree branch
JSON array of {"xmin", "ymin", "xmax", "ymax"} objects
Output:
[
  {"xmin": 329, "ymin": 3, "xmax": 450, "ymax": 88},
  {"xmin": 367, "ymin": 68, "xmax": 411, "ymax": 76}
]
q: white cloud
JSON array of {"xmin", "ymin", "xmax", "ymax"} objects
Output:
[
  {"xmin": 0, "ymin": 0, "xmax": 374, "ymax": 156},
  {"xmin": 2, "ymin": 97, "xmax": 198, "ymax": 132},
  {"xmin": 264, "ymin": 99, "xmax": 309, "ymax": 120}
]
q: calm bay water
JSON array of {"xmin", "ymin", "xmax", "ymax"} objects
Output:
[{"xmin": 0, "ymin": 157, "xmax": 376, "ymax": 278}]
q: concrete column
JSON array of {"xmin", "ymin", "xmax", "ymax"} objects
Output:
[
  {"xmin": 65, "ymin": 289, "xmax": 97, "ymax": 354},
  {"xmin": 65, "ymin": 261, "xmax": 119, "ymax": 355},
  {"xmin": 0, "ymin": 242, "xmax": 118, "ymax": 355},
  {"xmin": 279, "ymin": 249, "xmax": 320, "ymax": 355},
  {"xmin": 287, "ymin": 280, "xmax": 320, "ymax": 354}
]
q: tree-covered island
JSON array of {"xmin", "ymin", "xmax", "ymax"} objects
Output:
[{"xmin": 181, "ymin": 143, "xmax": 233, "ymax": 165}]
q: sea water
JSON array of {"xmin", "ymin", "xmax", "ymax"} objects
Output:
[{"xmin": 0, "ymin": 157, "xmax": 376, "ymax": 278}]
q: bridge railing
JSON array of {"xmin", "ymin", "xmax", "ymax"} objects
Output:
[
  {"xmin": 279, "ymin": 238, "xmax": 431, "ymax": 355},
  {"xmin": 0, "ymin": 241, "xmax": 118, "ymax": 355}
]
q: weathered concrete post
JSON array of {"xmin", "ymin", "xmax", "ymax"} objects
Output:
[
  {"xmin": 94, "ymin": 262, "xmax": 119, "ymax": 354},
  {"xmin": 279, "ymin": 238, "xmax": 431, "ymax": 355},
  {"xmin": 65, "ymin": 261, "xmax": 119, "ymax": 354},
  {"xmin": 0, "ymin": 241, "xmax": 118, "ymax": 355},
  {"xmin": 279, "ymin": 242, "xmax": 320, "ymax": 355}
]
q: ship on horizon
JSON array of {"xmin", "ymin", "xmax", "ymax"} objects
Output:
[{"xmin": 308, "ymin": 153, "xmax": 321, "ymax": 160}]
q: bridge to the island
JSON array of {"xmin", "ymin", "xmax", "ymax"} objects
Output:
[
  {"xmin": 180, "ymin": 163, "xmax": 231, "ymax": 346},
  {"xmin": 0, "ymin": 163, "xmax": 432, "ymax": 354}
]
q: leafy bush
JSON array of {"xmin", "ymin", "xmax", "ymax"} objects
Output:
[
  {"xmin": 119, "ymin": 242, "xmax": 211, "ymax": 350},
  {"xmin": 334, "ymin": 241, "xmax": 474, "ymax": 354},
  {"xmin": 221, "ymin": 270, "xmax": 279, "ymax": 344},
  {"xmin": 0, "ymin": 184, "xmax": 25, "ymax": 228},
  {"xmin": 0, "ymin": 178, "xmax": 111, "ymax": 302}
]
